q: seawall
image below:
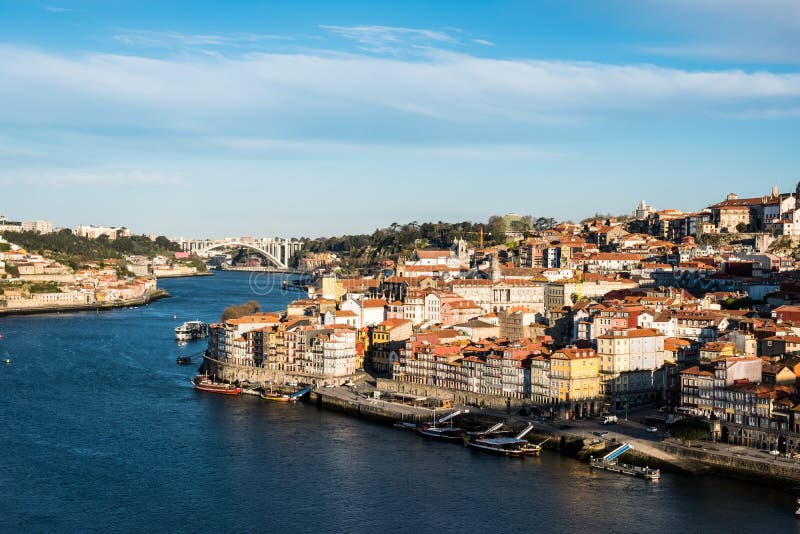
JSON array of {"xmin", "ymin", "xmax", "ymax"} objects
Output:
[
  {"xmin": 200, "ymin": 361, "xmax": 800, "ymax": 489},
  {"xmin": 661, "ymin": 442, "xmax": 800, "ymax": 488},
  {"xmin": 0, "ymin": 289, "xmax": 169, "ymax": 317},
  {"xmin": 202, "ymin": 355, "xmax": 369, "ymax": 388}
]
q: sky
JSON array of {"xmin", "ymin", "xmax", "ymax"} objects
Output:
[{"xmin": 1, "ymin": 0, "xmax": 799, "ymax": 239}]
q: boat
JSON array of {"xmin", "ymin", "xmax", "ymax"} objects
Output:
[
  {"xmin": 176, "ymin": 356, "xmax": 192, "ymax": 365},
  {"xmin": 175, "ymin": 321, "xmax": 209, "ymax": 342},
  {"xmin": 416, "ymin": 409, "xmax": 465, "ymax": 442},
  {"xmin": 795, "ymin": 498, "xmax": 800, "ymax": 519},
  {"xmin": 465, "ymin": 423, "xmax": 546, "ymax": 457},
  {"xmin": 417, "ymin": 425, "xmax": 465, "ymax": 441},
  {"xmin": 261, "ymin": 391, "xmax": 291, "ymax": 402},
  {"xmin": 192, "ymin": 375, "xmax": 241, "ymax": 395}
]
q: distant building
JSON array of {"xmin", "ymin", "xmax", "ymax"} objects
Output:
[
  {"xmin": 21, "ymin": 220, "xmax": 53, "ymax": 234},
  {"xmin": 75, "ymin": 225, "xmax": 131, "ymax": 240}
]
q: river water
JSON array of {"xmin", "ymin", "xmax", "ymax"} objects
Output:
[{"xmin": 0, "ymin": 271, "xmax": 797, "ymax": 533}]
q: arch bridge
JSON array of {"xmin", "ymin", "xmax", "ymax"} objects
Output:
[{"xmin": 179, "ymin": 238, "xmax": 303, "ymax": 270}]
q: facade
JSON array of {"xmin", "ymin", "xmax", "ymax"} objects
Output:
[
  {"xmin": 75, "ymin": 225, "xmax": 131, "ymax": 240},
  {"xmin": 597, "ymin": 328, "xmax": 666, "ymax": 409},
  {"xmin": 548, "ymin": 347, "xmax": 600, "ymax": 417}
]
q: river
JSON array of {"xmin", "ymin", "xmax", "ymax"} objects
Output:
[{"xmin": 0, "ymin": 271, "xmax": 797, "ymax": 533}]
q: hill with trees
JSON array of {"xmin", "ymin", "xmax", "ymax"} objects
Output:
[
  {"xmin": 1, "ymin": 229, "xmax": 181, "ymax": 270},
  {"xmin": 293, "ymin": 214, "xmax": 559, "ymax": 272}
]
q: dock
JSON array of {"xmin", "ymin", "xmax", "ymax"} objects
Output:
[{"xmin": 590, "ymin": 443, "xmax": 660, "ymax": 480}]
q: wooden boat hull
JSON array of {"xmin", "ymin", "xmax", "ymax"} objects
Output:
[
  {"xmin": 261, "ymin": 394, "xmax": 291, "ymax": 402},
  {"xmin": 193, "ymin": 376, "xmax": 242, "ymax": 395},
  {"xmin": 416, "ymin": 428, "xmax": 464, "ymax": 442},
  {"xmin": 194, "ymin": 384, "xmax": 242, "ymax": 395},
  {"xmin": 465, "ymin": 441, "xmax": 525, "ymax": 457}
]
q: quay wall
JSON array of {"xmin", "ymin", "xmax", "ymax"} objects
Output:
[
  {"xmin": 0, "ymin": 289, "xmax": 168, "ymax": 317},
  {"xmin": 661, "ymin": 442, "xmax": 800, "ymax": 486},
  {"xmin": 311, "ymin": 391, "xmax": 432, "ymax": 425},
  {"xmin": 376, "ymin": 378, "xmax": 539, "ymax": 411},
  {"xmin": 202, "ymin": 355, "xmax": 368, "ymax": 388}
]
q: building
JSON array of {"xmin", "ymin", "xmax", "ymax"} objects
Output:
[
  {"xmin": 597, "ymin": 328, "xmax": 666, "ymax": 410},
  {"xmin": 75, "ymin": 225, "xmax": 131, "ymax": 240},
  {"xmin": 21, "ymin": 220, "xmax": 53, "ymax": 234},
  {"xmin": 548, "ymin": 347, "xmax": 600, "ymax": 418}
]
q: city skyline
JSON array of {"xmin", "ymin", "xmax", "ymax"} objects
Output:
[{"xmin": 2, "ymin": 0, "xmax": 799, "ymax": 237}]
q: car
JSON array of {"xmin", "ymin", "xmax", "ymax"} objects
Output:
[
  {"xmin": 646, "ymin": 426, "xmax": 658, "ymax": 433},
  {"xmin": 323, "ymin": 383, "xmax": 336, "ymax": 388},
  {"xmin": 768, "ymin": 449, "xmax": 780, "ymax": 456},
  {"xmin": 593, "ymin": 431, "xmax": 609, "ymax": 437}
]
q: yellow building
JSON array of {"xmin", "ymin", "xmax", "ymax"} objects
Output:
[{"xmin": 549, "ymin": 347, "xmax": 600, "ymax": 413}]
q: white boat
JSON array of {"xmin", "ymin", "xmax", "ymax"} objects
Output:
[{"xmin": 175, "ymin": 321, "xmax": 209, "ymax": 341}]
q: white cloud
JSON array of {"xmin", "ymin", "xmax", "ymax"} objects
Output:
[
  {"xmin": 45, "ymin": 6, "xmax": 74, "ymax": 13},
  {"xmin": 216, "ymin": 137, "xmax": 564, "ymax": 160},
  {"xmin": 472, "ymin": 39, "xmax": 495, "ymax": 46},
  {"xmin": 321, "ymin": 25, "xmax": 457, "ymax": 45},
  {"xmin": 2, "ymin": 44, "xmax": 799, "ymax": 133},
  {"xmin": 113, "ymin": 30, "xmax": 290, "ymax": 48}
]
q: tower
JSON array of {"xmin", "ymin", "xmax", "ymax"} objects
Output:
[{"xmin": 490, "ymin": 254, "xmax": 502, "ymax": 283}]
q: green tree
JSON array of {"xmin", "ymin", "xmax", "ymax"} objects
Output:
[
  {"xmin": 669, "ymin": 417, "xmax": 709, "ymax": 442},
  {"xmin": 736, "ymin": 222, "xmax": 748, "ymax": 233},
  {"xmin": 221, "ymin": 300, "xmax": 261, "ymax": 321}
]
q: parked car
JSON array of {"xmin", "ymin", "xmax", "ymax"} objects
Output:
[{"xmin": 646, "ymin": 426, "xmax": 658, "ymax": 433}]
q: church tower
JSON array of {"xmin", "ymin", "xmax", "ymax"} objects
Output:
[{"xmin": 490, "ymin": 254, "xmax": 502, "ymax": 283}]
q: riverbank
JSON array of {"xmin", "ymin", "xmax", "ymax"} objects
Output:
[
  {"xmin": 154, "ymin": 271, "xmax": 213, "ymax": 279},
  {"xmin": 200, "ymin": 355, "xmax": 800, "ymax": 491},
  {"xmin": 0, "ymin": 289, "xmax": 170, "ymax": 317}
]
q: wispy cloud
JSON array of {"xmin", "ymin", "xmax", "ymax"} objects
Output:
[
  {"xmin": 2, "ymin": 44, "xmax": 799, "ymax": 134},
  {"xmin": 320, "ymin": 25, "xmax": 458, "ymax": 53},
  {"xmin": 0, "ymin": 169, "xmax": 186, "ymax": 188},
  {"xmin": 45, "ymin": 6, "xmax": 74, "ymax": 13},
  {"xmin": 472, "ymin": 39, "xmax": 495, "ymax": 47},
  {"xmin": 113, "ymin": 29, "xmax": 290, "ymax": 49},
  {"xmin": 216, "ymin": 137, "xmax": 565, "ymax": 160}
]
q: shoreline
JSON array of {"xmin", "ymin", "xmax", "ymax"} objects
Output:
[
  {"xmin": 204, "ymin": 357, "xmax": 800, "ymax": 492},
  {"xmin": 0, "ymin": 289, "xmax": 170, "ymax": 317},
  {"xmin": 154, "ymin": 271, "xmax": 213, "ymax": 279}
]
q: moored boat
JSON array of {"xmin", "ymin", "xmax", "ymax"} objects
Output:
[
  {"xmin": 175, "ymin": 321, "xmax": 209, "ymax": 342},
  {"xmin": 466, "ymin": 423, "xmax": 546, "ymax": 457},
  {"xmin": 176, "ymin": 356, "xmax": 192, "ymax": 365},
  {"xmin": 193, "ymin": 375, "xmax": 241, "ymax": 395},
  {"xmin": 261, "ymin": 391, "xmax": 292, "ymax": 402},
  {"xmin": 416, "ymin": 409, "xmax": 465, "ymax": 442},
  {"xmin": 417, "ymin": 425, "xmax": 465, "ymax": 441}
]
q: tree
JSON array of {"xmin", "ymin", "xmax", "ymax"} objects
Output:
[
  {"xmin": 486, "ymin": 216, "xmax": 507, "ymax": 245},
  {"xmin": 669, "ymin": 417, "xmax": 709, "ymax": 442},
  {"xmin": 221, "ymin": 301, "xmax": 261, "ymax": 321},
  {"xmin": 534, "ymin": 217, "xmax": 557, "ymax": 231},
  {"xmin": 736, "ymin": 222, "xmax": 748, "ymax": 233}
]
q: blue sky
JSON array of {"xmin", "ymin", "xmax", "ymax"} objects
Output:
[{"xmin": 1, "ymin": 0, "xmax": 799, "ymax": 238}]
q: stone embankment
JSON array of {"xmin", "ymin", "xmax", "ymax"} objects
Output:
[
  {"xmin": 201, "ymin": 364, "xmax": 800, "ymax": 489},
  {"xmin": 0, "ymin": 289, "xmax": 169, "ymax": 317},
  {"xmin": 201, "ymin": 355, "xmax": 369, "ymax": 389}
]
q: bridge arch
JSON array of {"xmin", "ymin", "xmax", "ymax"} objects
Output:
[{"xmin": 196, "ymin": 241, "xmax": 286, "ymax": 269}]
